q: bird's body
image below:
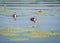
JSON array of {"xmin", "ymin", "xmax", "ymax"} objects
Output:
[
  {"xmin": 13, "ymin": 14, "xmax": 16, "ymax": 18},
  {"xmin": 30, "ymin": 16, "xmax": 36, "ymax": 23},
  {"xmin": 13, "ymin": 12, "xmax": 17, "ymax": 21}
]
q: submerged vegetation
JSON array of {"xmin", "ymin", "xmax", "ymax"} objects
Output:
[
  {"xmin": 28, "ymin": 24, "xmax": 38, "ymax": 28},
  {"xmin": 24, "ymin": 30, "xmax": 59, "ymax": 38},
  {"xmin": 0, "ymin": 26, "xmax": 60, "ymax": 41},
  {"xmin": 2, "ymin": 26, "xmax": 25, "ymax": 32},
  {"xmin": 0, "ymin": 32, "xmax": 19, "ymax": 36},
  {"xmin": 32, "ymin": 10, "xmax": 45, "ymax": 15},
  {"xmin": 10, "ymin": 38, "xmax": 30, "ymax": 41}
]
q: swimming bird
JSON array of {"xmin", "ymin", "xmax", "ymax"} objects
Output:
[
  {"xmin": 30, "ymin": 16, "xmax": 36, "ymax": 24},
  {"xmin": 13, "ymin": 12, "xmax": 17, "ymax": 21}
]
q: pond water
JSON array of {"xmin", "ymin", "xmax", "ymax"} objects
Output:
[{"xmin": 0, "ymin": 7, "xmax": 60, "ymax": 43}]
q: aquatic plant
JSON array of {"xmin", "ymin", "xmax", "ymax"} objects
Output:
[
  {"xmin": 9, "ymin": 38, "xmax": 30, "ymax": 41},
  {"xmin": 0, "ymin": 26, "xmax": 60, "ymax": 41},
  {"xmin": 24, "ymin": 30, "xmax": 60, "ymax": 38},
  {"xmin": 32, "ymin": 10, "xmax": 45, "ymax": 15},
  {"xmin": 0, "ymin": 26, "xmax": 27, "ymax": 36},
  {"xmin": 28, "ymin": 24, "xmax": 38, "ymax": 28},
  {"xmin": 0, "ymin": 32, "xmax": 19, "ymax": 36},
  {"xmin": 2, "ymin": 26, "xmax": 25, "ymax": 32}
]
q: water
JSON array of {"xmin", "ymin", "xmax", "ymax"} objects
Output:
[{"xmin": 0, "ymin": 7, "xmax": 60, "ymax": 43}]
